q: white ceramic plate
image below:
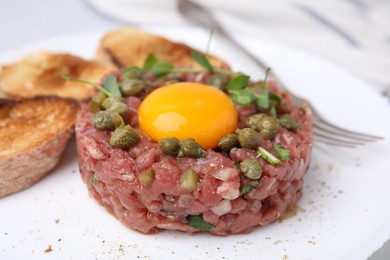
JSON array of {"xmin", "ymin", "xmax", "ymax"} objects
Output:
[{"xmin": 1, "ymin": 26, "xmax": 389, "ymax": 260}]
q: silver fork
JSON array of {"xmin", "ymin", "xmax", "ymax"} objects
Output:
[{"xmin": 177, "ymin": 0, "xmax": 383, "ymax": 148}]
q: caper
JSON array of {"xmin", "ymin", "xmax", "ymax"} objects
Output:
[
  {"xmin": 237, "ymin": 128, "xmax": 259, "ymax": 148},
  {"xmin": 102, "ymin": 96, "xmax": 126, "ymax": 109},
  {"xmin": 121, "ymin": 66, "xmax": 144, "ymax": 80},
  {"xmin": 88, "ymin": 92, "xmax": 108, "ymax": 113},
  {"xmin": 92, "ymin": 91, "xmax": 108, "ymax": 105},
  {"xmin": 279, "ymin": 114, "xmax": 299, "ymax": 131},
  {"xmin": 92, "ymin": 110, "xmax": 115, "ymax": 130},
  {"xmin": 138, "ymin": 169, "xmax": 155, "ymax": 188},
  {"xmin": 218, "ymin": 134, "xmax": 239, "ymax": 151},
  {"xmin": 88, "ymin": 101, "xmax": 101, "ymax": 113},
  {"xmin": 179, "ymin": 169, "xmax": 199, "ymax": 193},
  {"xmin": 108, "ymin": 102, "xmax": 130, "ymax": 119},
  {"xmin": 113, "ymin": 112, "xmax": 125, "ymax": 128},
  {"xmin": 110, "ymin": 125, "xmax": 140, "ymax": 149},
  {"xmin": 178, "ymin": 138, "xmax": 206, "ymax": 158},
  {"xmin": 245, "ymin": 113, "xmax": 267, "ymax": 129},
  {"xmin": 120, "ymin": 78, "xmax": 146, "ymax": 96},
  {"xmin": 206, "ymin": 74, "xmax": 228, "ymax": 91},
  {"xmin": 240, "ymin": 158, "xmax": 262, "ymax": 180},
  {"xmin": 159, "ymin": 137, "xmax": 181, "ymax": 156},
  {"xmin": 257, "ymin": 116, "xmax": 279, "ymax": 139}
]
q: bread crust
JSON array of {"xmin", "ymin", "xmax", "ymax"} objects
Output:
[
  {"xmin": 96, "ymin": 27, "xmax": 227, "ymax": 69},
  {"xmin": 0, "ymin": 97, "xmax": 79, "ymax": 198},
  {"xmin": 0, "ymin": 51, "xmax": 115, "ymax": 100}
]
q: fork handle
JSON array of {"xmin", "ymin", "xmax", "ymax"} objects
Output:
[
  {"xmin": 215, "ymin": 25, "xmax": 269, "ymax": 71},
  {"xmin": 213, "ymin": 22, "xmax": 298, "ymax": 98}
]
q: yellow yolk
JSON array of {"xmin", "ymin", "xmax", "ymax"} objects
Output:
[{"xmin": 138, "ymin": 82, "xmax": 238, "ymax": 149}]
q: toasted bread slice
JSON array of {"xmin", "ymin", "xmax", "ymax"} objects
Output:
[
  {"xmin": 0, "ymin": 97, "xmax": 79, "ymax": 198},
  {"xmin": 0, "ymin": 51, "xmax": 115, "ymax": 100},
  {"xmin": 97, "ymin": 27, "xmax": 227, "ymax": 69}
]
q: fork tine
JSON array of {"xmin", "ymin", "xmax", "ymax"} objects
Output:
[
  {"xmin": 312, "ymin": 111, "xmax": 383, "ymax": 141},
  {"xmin": 314, "ymin": 120, "xmax": 379, "ymax": 143},
  {"xmin": 313, "ymin": 136, "xmax": 357, "ymax": 148},
  {"xmin": 313, "ymin": 129, "xmax": 366, "ymax": 146},
  {"xmin": 281, "ymin": 82, "xmax": 383, "ymax": 144},
  {"xmin": 177, "ymin": 0, "xmax": 383, "ymax": 146}
]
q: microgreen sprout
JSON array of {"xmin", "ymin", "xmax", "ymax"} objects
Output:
[
  {"xmin": 257, "ymin": 146, "xmax": 281, "ymax": 166},
  {"xmin": 60, "ymin": 74, "xmax": 120, "ymax": 97},
  {"xmin": 273, "ymin": 144, "xmax": 290, "ymax": 160}
]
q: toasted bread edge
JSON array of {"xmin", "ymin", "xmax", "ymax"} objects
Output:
[{"xmin": 0, "ymin": 97, "xmax": 79, "ymax": 198}]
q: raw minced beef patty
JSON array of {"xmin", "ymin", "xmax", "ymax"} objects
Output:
[{"xmin": 75, "ymin": 77, "xmax": 312, "ymax": 235}]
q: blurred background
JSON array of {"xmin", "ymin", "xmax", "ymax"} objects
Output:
[
  {"xmin": 1, "ymin": 0, "xmax": 389, "ymax": 95},
  {"xmin": 0, "ymin": 0, "xmax": 389, "ymax": 258}
]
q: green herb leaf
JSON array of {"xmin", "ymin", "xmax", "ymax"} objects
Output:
[
  {"xmin": 270, "ymin": 105, "xmax": 277, "ymax": 118},
  {"xmin": 273, "ymin": 144, "xmax": 290, "ymax": 160},
  {"xmin": 257, "ymin": 147, "xmax": 280, "ymax": 166},
  {"xmin": 255, "ymin": 91, "xmax": 269, "ymax": 108},
  {"xmin": 186, "ymin": 215, "xmax": 215, "ymax": 231},
  {"xmin": 151, "ymin": 61, "xmax": 174, "ymax": 78},
  {"xmin": 230, "ymin": 90, "xmax": 255, "ymax": 105},
  {"xmin": 235, "ymin": 94, "xmax": 253, "ymax": 105},
  {"xmin": 91, "ymin": 173, "xmax": 97, "ymax": 184},
  {"xmin": 60, "ymin": 74, "xmax": 111, "ymax": 97},
  {"xmin": 268, "ymin": 92, "xmax": 281, "ymax": 104},
  {"xmin": 103, "ymin": 75, "xmax": 121, "ymax": 97},
  {"xmin": 206, "ymin": 26, "xmax": 215, "ymax": 56},
  {"xmin": 259, "ymin": 68, "xmax": 271, "ymax": 89},
  {"xmin": 240, "ymin": 184, "xmax": 257, "ymax": 194},
  {"xmin": 226, "ymin": 75, "xmax": 250, "ymax": 91},
  {"xmin": 143, "ymin": 54, "xmax": 158, "ymax": 70},
  {"xmin": 192, "ymin": 52, "xmax": 213, "ymax": 72}
]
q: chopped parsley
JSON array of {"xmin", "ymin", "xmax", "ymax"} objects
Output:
[{"xmin": 186, "ymin": 215, "xmax": 214, "ymax": 231}]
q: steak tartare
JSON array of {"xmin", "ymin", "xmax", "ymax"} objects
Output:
[{"xmin": 75, "ymin": 58, "xmax": 312, "ymax": 235}]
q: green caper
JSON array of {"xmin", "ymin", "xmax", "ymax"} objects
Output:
[
  {"xmin": 245, "ymin": 113, "xmax": 267, "ymax": 129},
  {"xmin": 279, "ymin": 114, "xmax": 299, "ymax": 131},
  {"xmin": 110, "ymin": 125, "xmax": 140, "ymax": 149},
  {"xmin": 179, "ymin": 169, "xmax": 199, "ymax": 193},
  {"xmin": 88, "ymin": 92, "xmax": 108, "ymax": 113},
  {"xmin": 178, "ymin": 138, "xmax": 206, "ymax": 158},
  {"xmin": 120, "ymin": 78, "xmax": 146, "ymax": 96},
  {"xmin": 218, "ymin": 134, "xmax": 239, "ymax": 151},
  {"xmin": 92, "ymin": 110, "xmax": 115, "ymax": 130},
  {"xmin": 92, "ymin": 91, "xmax": 108, "ymax": 105},
  {"xmin": 240, "ymin": 158, "xmax": 262, "ymax": 180},
  {"xmin": 257, "ymin": 116, "xmax": 279, "ymax": 139},
  {"xmin": 108, "ymin": 102, "xmax": 130, "ymax": 119},
  {"xmin": 159, "ymin": 137, "xmax": 181, "ymax": 156},
  {"xmin": 121, "ymin": 66, "xmax": 144, "ymax": 80},
  {"xmin": 113, "ymin": 112, "xmax": 125, "ymax": 128},
  {"xmin": 206, "ymin": 74, "xmax": 228, "ymax": 91},
  {"xmin": 237, "ymin": 128, "xmax": 259, "ymax": 148},
  {"xmin": 88, "ymin": 101, "xmax": 101, "ymax": 113},
  {"xmin": 138, "ymin": 169, "xmax": 155, "ymax": 188},
  {"xmin": 102, "ymin": 96, "xmax": 125, "ymax": 109}
]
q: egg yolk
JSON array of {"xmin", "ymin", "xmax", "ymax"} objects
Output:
[{"xmin": 138, "ymin": 82, "xmax": 238, "ymax": 149}]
